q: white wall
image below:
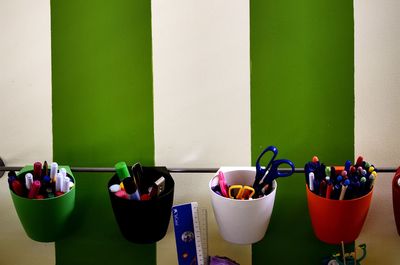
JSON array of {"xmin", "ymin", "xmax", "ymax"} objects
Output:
[
  {"xmin": 0, "ymin": 1, "xmax": 53, "ymax": 264},
  {"xmin": 151, "ymin": 0, "xmax": 251, "ymax": 264},
  {"xmin": 355, "ymin": 0, "xmax": 400, "ymax": 264}
]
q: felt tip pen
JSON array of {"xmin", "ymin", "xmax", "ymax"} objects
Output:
[
  {"xmin": 62, "ymin": 177, "xmax": 71, "ymax": 193},
  {"xmin": 326, "ymin": 183, "xmax": 333, "ymax": 199},
  {"xmin": 11, "ymin": 179, "xmax": 24, "ymax": 196},
  {"xmin": 115, "ymin": 161, "xmax": 131, "ymax": 181},
  {"xmin": 50, "ymin": 162, "xmax": 58, "ymax": 182},
  {"xmin": 60, "ymin": 168, "xmax": 67, "ymax": 178},
  {"xmin": 28, "ymin": 180, "xmax": 41, "ymax": 199},
  {"xmin": 339, "ymin": 179, "xmax": 350, "ymax": 200},
  {"xmin": 218, "ymin": 171, "xmax": 229, "ymax": 198},
  {"xmin": 25, "ymin": 173, "xmax": 33, "ymax": 190},
  {"xmin": 43, "ymin": 161, "xmax": 49, "ymax": 177},
  {"xmin": 123, "ymin": 177, "xmax": 140, "ymax": 201},
  {"xmin": 33, "ymin": 162, "xmax": 42, "ymax": 180},
  {"xmin": 56, "ymin": 172, "xmax": 64, "ymax": 192},
  {"xmin": 309, "ymin": 172, "xmax": 315, "ymax": 191}
]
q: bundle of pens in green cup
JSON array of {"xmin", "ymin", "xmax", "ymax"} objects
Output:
[
  {"xmin": 8, "ymin": 161, "xmax": 75, "ymax": 199},
  {"xmin": 305, "ymin": 156, "xmax": 377, "ymax": 200}
]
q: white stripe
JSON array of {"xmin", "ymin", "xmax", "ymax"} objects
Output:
[
  {"xmin": 152, "ymin": 0, "xmax": 251, "ymax": 264},
  {"xmin": 355, "ymin": 0, "xmax": 400, "ymax": 263},
  {"xmin": 0, "ymin": 1, "xmax": 53, "ymax": 264}
]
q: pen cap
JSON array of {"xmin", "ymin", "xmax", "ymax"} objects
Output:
[{"xmin": 115, "ymin": 161, "xmax": 131, "ymax": 181}]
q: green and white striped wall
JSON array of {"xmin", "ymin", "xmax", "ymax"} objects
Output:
[{"xmin": 1, "ymin": 0, "xmax": 400, "ymax": 264}]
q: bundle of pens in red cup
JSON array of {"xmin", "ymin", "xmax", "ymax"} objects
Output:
[
  {"xmin": 305, "ymin": 156, "xmax": 377, "ymax": 200},
  {"xmin": 8, "ymin": 161, "xmax": 75, "ymax": 199}
]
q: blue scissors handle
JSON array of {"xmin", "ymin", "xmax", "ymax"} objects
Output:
[
  {"xmin": 255, "ymin": 146, "xmax": 278, "ymax": 179},
  {"xmin": 267, "ymin": 159, "xmax": 295, "ymax": 179}
]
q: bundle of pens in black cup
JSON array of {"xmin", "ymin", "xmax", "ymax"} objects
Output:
[
  {"xmin": 305, "ymin": 156, "xmax": 377, "ymax": 200},
  {"xmin": 8, "ymin": 161, "xmax": 75, "ymax": 199},
  {"xmin": 109, "ymin": 162, "xmax": 166, "ymax": 201}
]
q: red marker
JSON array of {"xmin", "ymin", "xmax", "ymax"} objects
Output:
[
  {"xmin": 218, "ymin": 171, "xmax": 229, "ymax": 198},
  {"xmin": 33, "ymin": 162, "xmax": 42, "ymax": 180},
  {"xmin": 28, "ymin": 180, "xmax": 41, "ymax": 199},
  {"xmin": 312, "ymin": 156, "xmax": 319, "ymax": 163},
  {"xmin": 326, "ymin": 183, "xmax": 333, "ymax": 199},
  {"xmin": 11, "ymin": 180, "xmax": 24, "ymax": 196},
  {"xmin": 356, "ymin": 156, "xmax": 364, "ymax": 167}
]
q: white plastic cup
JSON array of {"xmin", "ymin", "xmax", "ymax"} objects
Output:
[{"xmin": 209, "ymin": 167, "xmax": 277, "ymax": 244}]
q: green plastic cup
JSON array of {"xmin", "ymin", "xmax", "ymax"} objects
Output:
[{"xmin": 10, "ymin": 165, "xmax": 76, "ymax": 242}]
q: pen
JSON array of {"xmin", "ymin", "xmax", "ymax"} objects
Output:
[
  {"xmin": 319, "ymin": 180, "xmax": 327, "ymax": 197},
  {"xmin": 326, "ymin": 182, "xmax": 333, "ymax": 199},
  {"xmin": 131, "ymin": 163, "xmax": 146, "ymax": 194}
]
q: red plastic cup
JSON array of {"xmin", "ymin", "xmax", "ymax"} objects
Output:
[{"xmin": 306, "ymin": 185, "xmax": 373, "ymax": 244}]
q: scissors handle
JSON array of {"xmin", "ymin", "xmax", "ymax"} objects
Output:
[
  {"xmin": 270, "ymin": 159, "xmax": 295, "ymax": 178},
  {"xmin": 255, "ymin": 146, "xmax": 278, "ymax": 175}
]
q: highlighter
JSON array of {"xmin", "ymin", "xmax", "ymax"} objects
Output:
[{"xmin": 115, "ymin": 161, "xmax": 131, "ymax": 181}]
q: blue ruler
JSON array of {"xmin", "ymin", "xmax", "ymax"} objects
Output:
[{"xmin": 172, "ymin": 202, "xmax": 208, "ymax": 265}]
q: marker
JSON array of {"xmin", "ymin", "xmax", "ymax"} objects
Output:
[
  {"xmin": 312, "ymin": 156, "xmax": 319, "ymax": 163},
  {"xmin": 56, "ymin": 172, "xmax": 64, "ymax": 192},
  {"xmin": 62, "ymin": 177, "xmax": 71, "ymax": 193},
  {"xmin": 123, "ymin": 177, "xmax": 140, "ymax": 200},
  {"xmin": 115, "ymin": 161, "xmax": 131, "ymax": 181},
  {"xmin": 319, "ymin": 180, "xmax": 327, "ymax": 197},
  {"xmin": 339, "ymin": 179, "xmax": 350, "ymax": 200},
  {"xmin": 11, "ymin": 179, "xmax": 24, "ymax": 196},
  {"xmin": 356, "ymin": 156, "xmax": 363, "ymax": 166},
  {"xmin": 115, "ymin": 190, "xmax": 129, "ymax": 199},
  {"xmin": 369, "ymin": 174, "xmax": 376, "ymax": 190},
  {"xmin": 43, "ymin": 161, "xmax": 49, "ymax": 177},
  {"xmin": 326, "ymin": 182, "xmax": 333, "ymax": 199},
  {"xmin": 50, "ymin": 162, "xmax": 58, "ymax": 182},
  {"xmin": 309, "ymin": 172, "xmax": 314, "ymax": 191},
  {"xmin": 28, "ymin": 180, "xmax": 41, "ymax": 199},
  {"xmin": 325, "ymin": 166, "xmax": 331, "ymax": 178},
  {"xmin": 33, "ymin": 162, "xmax": 42, "ymax": 180},
  {"xmin": 109, "ymin": 184, "xmax": 121, "ymax": 193},
  {"xmin": 345, "ymin": 160, "xmax": 351, "ymax": 172},
  {"xmin": 25, "ymin": 173, "xmax": 33, "ymax": 190},
  {"xmin": 60, "ymin": 168, "xmax": 67, "ymax": 178}
]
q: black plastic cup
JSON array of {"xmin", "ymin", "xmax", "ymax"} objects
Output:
[{"xmin": 108, "ymin": 166, "xmax": 174, "ymax": 244}]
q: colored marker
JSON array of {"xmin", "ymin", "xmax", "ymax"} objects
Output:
[
  {"xmin": 115, "ymin": 161, "xmax": 131, "ymax": 181},
  {"xmin": 28, "ymin": 180, "xmax": 41, "ymax": 199},
  {"xmin": 33, "ymin": 162, "xmax": 42, "ymax": 180},
  {"xmin": 344, "ymin": 160, "xmax": 351, "ymax": 172},
  {"xmin": 11, "ymin": 179, "xmax": 24, "ymax": 196},
  {"xmin": 319, "ymin": 180, "xmax": 327, "ymax": 197},
  {"xmin": 309, "ymin": 172, "xmax": 315, "ymax": 191},
  {"xmin": 326, "ymin": 182, "xmax": 333, "ymax": 199},
  {"xmin": 312, "ymin": 156, "xmax": 319, "ymax": 163},
  {"xmin": 43, "ymin": 161, "xmax": 49, "ymax": 177},
  {"xmin": 123, "ymin": 177, "xmax": 140, "ymax": 200},
  {"xmin": 131, "ymin": 162, "xmax": 146, "ymax": 194},
  {"xmin": 109, "ymin": 184, "xmax": 121, "ymax": 193},
  {"xmin": 62, "ymin": 177, "xmax": 71, "ymax": 193},
  {"xmin": 356, "ymin": 156, "xmax": 363, "ymax": 166},
  {"xmin": 50, "ymin": 162, "xmax": 58, "ymax": 182},
  {"xmin": 339, "ymin": 179, "xmax": 350, "ymax": 200},
  {"xmin": 60, "ymin": 168, "xmax": 67, "ymax": 178},
  {"xmin": 56, "ymin": 172, "xmax": 64, "ymax": 192},
  {"xmin": 25, "ymin": 173, "xmax": 33, "ymax": 190}
]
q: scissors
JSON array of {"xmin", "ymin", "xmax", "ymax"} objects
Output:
[
  {"xmin": 229, "ymin": 185, "xmax": 255, "ymax": 199},
  {"xmin": 253, "ymin": 146, "xmax": 295, "ymax": 195}
]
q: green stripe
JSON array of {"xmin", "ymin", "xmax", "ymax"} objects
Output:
[
  {"xmin": 250, "ymin": 0, "xmax": 354, "ymax": 264},
  {"xmin": 51, "ymin": 1, "xmax": 154, "ymax": 264}
]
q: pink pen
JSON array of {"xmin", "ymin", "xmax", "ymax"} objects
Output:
[{"xmin": 218, "ymin": 171, "xmax": 229, "ymax": 197}]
